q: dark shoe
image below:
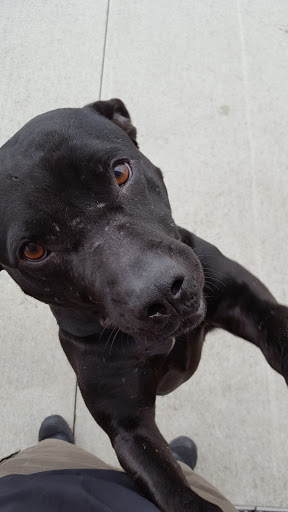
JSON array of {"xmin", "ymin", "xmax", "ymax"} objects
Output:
[
  {"xmin": 38, "ymin": 415, "xmax": 75, "ymax": 444},
  {"xmin": 169, "ymin": 436, "xmax": 197, "ymax": 470}
]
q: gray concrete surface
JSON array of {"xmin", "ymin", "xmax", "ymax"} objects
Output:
[{"xmin": 0, "ymin": 0, "xmax": 287, "ymax": 507}]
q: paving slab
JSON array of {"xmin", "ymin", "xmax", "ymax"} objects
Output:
[
  {"xmin": 0, "ymin": 0, "xmax": 107, "ymax": 458},
  {"xmin": 0, "ymin": 273, "xmax": 75, "ymax": 459},
  {"xmin": 74, "ymin": 1, "xmax": 288, "ymax": 506},
  {"xmin": 0, "ymin": 0, "xmax": 287, "ymax": 507}
]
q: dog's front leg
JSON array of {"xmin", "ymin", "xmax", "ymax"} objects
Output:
[
  {"xmin": 59, "ymin": 329, "xmax": 221, "ymax": 512},
  {"xmin": 178, "ymin": 227, "xmax": 288, "ymax": 384}
]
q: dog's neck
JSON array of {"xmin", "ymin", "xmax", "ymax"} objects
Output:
[{"xmin": 50, "ymin": 305, "xmax": 102, "ymax": 338}]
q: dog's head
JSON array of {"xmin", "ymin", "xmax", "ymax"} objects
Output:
[{"xmin": 0, "ymin": 99, "xmax": 204, "ymax": 346}]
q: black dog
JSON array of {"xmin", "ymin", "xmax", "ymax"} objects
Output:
[{"xmin": 0, "ymin": 99, "xmax": 287, "ymax": 511}]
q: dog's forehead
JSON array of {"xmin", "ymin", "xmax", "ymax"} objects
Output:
[
  {"xmin": 4, "ymin": 107, "xmax": 135, "ymax": 160},
  {"xmin": 0, "ymin": 107, "xmax": 142, "ymax": 239},
  {"xmin": 1, "ymin": 106, "xmax": 139, "ymax": 196}
]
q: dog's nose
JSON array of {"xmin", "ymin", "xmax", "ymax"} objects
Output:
[{"xmin": 145, "ymin": 276, "xmax": 188, "ymax": 319}]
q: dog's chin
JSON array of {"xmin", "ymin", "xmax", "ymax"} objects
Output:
[
  {"xmin": 119, "ymin": 301, "xmax": 206, "ymax": 356},
  {"xmin": 176, "ymin": 300, "xmax": 206, "ymax": 335},
  {"xmin": 134, "ymin": 335, "xmax": 176, "ymax": 356}
]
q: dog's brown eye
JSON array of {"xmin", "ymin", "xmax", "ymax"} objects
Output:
[
  {"xmin": 113, "ymin": 162, "xmax": 131, "ymax": 186},
  {"xmin": 22, "ymin": 243, "xmax": 47, "ymax": 261}
]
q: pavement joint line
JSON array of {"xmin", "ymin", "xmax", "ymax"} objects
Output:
[
  {"xmin": 98, "ymin": 0, "xmax": 110, "ymax": 100},
  {"xmin": 236, "ymin": 507, "xmax": 288, "ymax": 512}
]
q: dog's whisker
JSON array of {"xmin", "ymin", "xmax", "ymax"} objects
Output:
[
  {"xmin": 203, "ymin": 272, "xmax": 226, "ymax": 287},
  {"xmin": 204, "ymin": 279, "xmax": 220, "ymax": 289},
  {"xmin": 202, "ymin": 272, "xmax": 225, "ymax": 281},
  {"xmin": 204, "ymin": 281, "xmax": 221, "ymax": 292},
  {"xmin": 104, "ymin": 327, "xmax": 118, "ymax": 354},
  {"xmin": 201, "ymin": 265, "xmax": 225, "ymax": 277},
  {"xmin": 207, "ymin": 276, "xmax": 226, "ymax": 287},
  {"xmin": 200, "ymin": 261, "xmax": 224, "ymax": 272},
  {"xmin": 203, "ymin": 290, "xmax": 211, "ymax": 297},
  {"xmin": 109, "ymin": 328, "xmax": 120, "ymax": 356},
  {"xmin": 99, "ymin": 326, "xmax": 109, "ymax": 341}
]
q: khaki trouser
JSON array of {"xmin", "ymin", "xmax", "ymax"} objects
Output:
[{"xmin": 0, "ymin": 439, "xmax": 236, "ymax": 512}]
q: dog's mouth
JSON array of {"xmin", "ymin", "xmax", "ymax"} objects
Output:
[
  {"xmin": 133, "ymin": 306, "xmax": 205, "ymax": 356},
  {"xmin": 99, "ymin": 299, "xmax": 205, "ymax": 351}
]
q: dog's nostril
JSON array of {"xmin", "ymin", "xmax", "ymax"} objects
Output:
[
  {"xmin": 171, "ymin": 278, "xmax": 184, "ymax": 297},
  {"xmin": 147, "ymin": 302, "xmax": 167, "ymax": 317}
]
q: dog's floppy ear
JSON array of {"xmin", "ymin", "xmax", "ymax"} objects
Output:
[{"xmin": 86, "ymin": 98, "xmax": 138, "ymax": 148}]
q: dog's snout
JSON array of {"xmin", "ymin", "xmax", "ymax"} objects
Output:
[
  {"xmin": 104, "ymin": 248, "xmax": 205, "ymax": 339},
  {"xmin": 146, "ymin": 276, "xmax": 185, "ymax": 319},
  {"xmin": 147, "ymin": 302, "xmax": 168, "ymax": 318},
  {"xmin": 170, "ymin": 277, "xmax": 184, "ymax": 298}
]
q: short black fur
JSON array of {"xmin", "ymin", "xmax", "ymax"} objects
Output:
[{"xmin": 0, "ymin": 99, "xmax": 287, "ymax": 511}]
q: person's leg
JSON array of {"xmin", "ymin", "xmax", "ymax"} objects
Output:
[
  {"xmin": 170, "ymin": 435, "xmax": 198, "ymax": 470},
  {"xmin": 38, "ymin": 414, "xmax": 75, "ymax": 444},
  {"xmin": 177, "ymin": 461, "xmax": 236, "ymax": 512},
  {"xmin": 0, "ymin": 416, "xmax": 236, "ymax": 511},
  {"xmin": 169, "ymin": 436, "xmax": 236, "ymax": 512},
  {"xmin": 0, "ymin": 415, "xmax": 120, "ymax": 477}
]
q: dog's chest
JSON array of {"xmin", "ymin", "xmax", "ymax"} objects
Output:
[{"xmin": 156, "ymin": 325, "xmax": 206, "ymax": 395}]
